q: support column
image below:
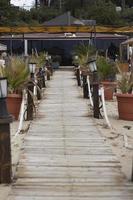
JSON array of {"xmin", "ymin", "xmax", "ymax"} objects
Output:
[{"xmin": 24, "ymin": 39, "xmax": 28, "ymax": 56}]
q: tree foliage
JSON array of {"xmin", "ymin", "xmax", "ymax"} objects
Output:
[
  {"xmin": 83, "ymin": 0, "xmax": 122, "ymax": 25},
  {"xmin": 0, "ymin": 0, "xmax": 132, "ymax": 26}
]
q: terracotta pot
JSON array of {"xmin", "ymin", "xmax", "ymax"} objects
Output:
[
  {"xmin": 80, "ymin": 66, "xmax": 89, "ymax": 76},
  {"xmin": 81, "ymin": 70, "xmax": 89, "ymax": 76},
  {"xmin": 101, "ymin": 81, "xmax": 116, "ymax": 100},
  {"xmin": 116, "ymin": 93, "xmax": 133, "ymax": 121},
  {"xmin": 6, "ymin": 94, "xmax": 22, "ymax": 120},
  {"xmin": 119, "ymin": 63, "xmax": 129, "ymax": 72}
]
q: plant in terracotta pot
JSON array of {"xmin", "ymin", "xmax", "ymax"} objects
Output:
[
  {"xmin": 4, "ymin": 57, "xmax": 30, "ymax": 120},
  {"xmin": 96, "ymin": 56, "xmax": 117, "ymax": 100},
  {"xmin": 115, "ymin": 64, "xmax": 133, "ymax": 120}
]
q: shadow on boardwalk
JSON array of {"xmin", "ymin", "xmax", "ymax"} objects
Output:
[{"xmin": 8, "ymin": 70, "xmax": 133, "ymax": 200}]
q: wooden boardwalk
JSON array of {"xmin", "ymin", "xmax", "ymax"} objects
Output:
[{"xmin": 8, "ymin": 70, "xmax": 133, "ymax": 200}]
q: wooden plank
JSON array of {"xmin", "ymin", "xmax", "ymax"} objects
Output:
[
  {"xmin": 8, "ymin": 187, "xmax": 133, "ymax": 197},
  {"xmin": 18, "ymin": 161, "xmax": 121, "ymax": 168},
  {"xmin": 7, "ymin": 196, "xmax": 133, "ymax": 200},
  {"xmin": 15, "ymin": 177, "xmax": 131, "ymax": 187}
]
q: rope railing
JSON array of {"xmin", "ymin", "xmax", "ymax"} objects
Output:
[
  {"xmin": 100, "ymin": 86, "xmax": 112, "ymax": 129},
  {"xmin": 14, "ymin": 90, "xmax": 27, "ymax": 137},
  {"xmin": 87, "ymin": 75, "xmax": 93, "ymax": 107}
]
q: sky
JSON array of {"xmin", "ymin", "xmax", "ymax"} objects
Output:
[{"xmin": 11, "ymin": 0, "xmax": 34, "ymax": 9}]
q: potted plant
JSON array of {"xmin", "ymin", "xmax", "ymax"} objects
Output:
[
  {"xmin": 115, "ymin": 64, "xmax": 133, "ymax": 120},
  {"xmin": 4, "ymin": 57, "xmax": 30, "ymax": 120},
  {"xmin": 96, "ymin": 56, "xmax": 117, "ymax": 100}
]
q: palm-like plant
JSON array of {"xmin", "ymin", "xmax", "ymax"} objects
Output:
[
  {"xmin": 37, "ymin": 51, "xmax": 48, "ymax": 67},
  {"xmin": 4, "ymin": 57, "xmax": 30, "ymax": 94},
  {"xmin": 73, "ymin": 43, "xmax": 96, "ymax": 68},
  {"xmin": 116, "ymin": 62, "xmax": 133, "ymax": 94},
  {"xmin": 96, "ymin": 56, "xmax": 117, "ymax": 81}
]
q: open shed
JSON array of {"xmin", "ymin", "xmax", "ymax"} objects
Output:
[{"xmin": 120, "ymin": 38, "xmax": 133, "ymax": 61}]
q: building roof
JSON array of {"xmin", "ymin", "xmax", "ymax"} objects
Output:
[
  {"xmin": 43, "ymin": 12, "xmax": 84, "ymax": 26},
  {"xmin": 81, "ymin": 20, "xmax": 96, "ymax": 26}
]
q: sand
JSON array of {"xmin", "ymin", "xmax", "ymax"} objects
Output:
[{"xmin": 92, "ymin": 97, "xmax": 133, "ymax": 180}]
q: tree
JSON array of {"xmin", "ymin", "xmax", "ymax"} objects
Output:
[
  {"xmin": 111, "ymin": 0, "xmax": 133, "ymax": 7},
  {"xmin": 84, "ymin": 0, "xmax": 122, "ymax": 25},
  {"xmin": 64, "ymin": 0, "xmax": 81, "ymax": 15},
  {"xmin": 30, "ymin": 6, "xmax": 61, "ymax": 23},
  {"xmin": 121, "ymin": 8, "xmax": 133, "ymax": 25}
]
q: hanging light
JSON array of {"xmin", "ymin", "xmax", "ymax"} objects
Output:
[
  {"xmin": 75, "ymin": 55, "xmax": 79, "ymax": 60},
  {"xmin": 0, "ymin": 77, "xmax": 7, "ymax": 98},
  {"xmin": 46, "ymin": 55, "xmax": 49, "ymax": 60},
  {"xmin": 28, "ymin": 63, "xmax": 36, "ymax": 74},
  {"xmin": 48, "ymin": 55, "xmax": 51, "ymax": 60},
  {"xmin": 88, "ymin": 59, "xmax": 97, "ymax": 72}
]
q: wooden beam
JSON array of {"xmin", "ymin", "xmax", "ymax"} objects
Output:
[{"xmin": 0, "ymin": 25, "xmax": 132, "ymax": 34}]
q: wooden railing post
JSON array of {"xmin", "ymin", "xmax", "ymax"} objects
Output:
[
  {"xmin": 83, "ymin": 74, "xmax": 88, "ymax": 98},
  {"xmin": 92, "ymin": 71, "xmax": 99, "ymax": 119},
  {"xmin": 0, "ymin": 99, "xmax": 13, "ymax": 183},
  {"xmin": 27, "ymin": 81, "xmax": 34, "ymax": 120},
  {"xmin": 76, "ymin": 68, "xmax": 81, "ymax": 86}
]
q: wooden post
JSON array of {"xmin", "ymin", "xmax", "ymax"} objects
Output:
[
  {"xmin": 47, "ymin": 73, "xmax": 50, "ymax": 80},
  {"xmin": 76, "ymin": 68, "xmax": 81, "ymax": 86},
  {"xmin": 42, "ymin": 75, "xmax": 46, "ymax": 88},
  {"xmin": 93, "ymin": 83, "xmax": 99, "ymax": 118},
  {"xmin": 37, "ymin": 78, "xmax": 42, "ymax": 100},
  {"xmin": 92, "ymin": 72, "xmax": 99, "ymax": 118},
  {"xmin": 27, "ymin": 81, "xmax": 34, "ymax": 120},
  {"xmin": 0, "ymin": 115, "xmax": 13, "ymax": 183},
  {"xmin": 83, "ymin": 75, "xmax": 88, "ymax": 98}
]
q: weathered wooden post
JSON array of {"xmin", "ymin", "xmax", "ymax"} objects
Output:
[
  {"xmin": 27, "ymin": 81, "xmax": 34, "ymax": 120},
  {"xmin": 37, "ymin": 79, "xmax": 42, "ymax": 100},
  {"xmin": 87, "ymin": 59, "xmax": 99, "ymax": 118},
  {"xmin": 0, "ymin": 77, "xmax": 13, "ymax": 183},
  {"xmin": 76, "ymin": 67, "xmax": 81, "ymax": 86},
  {"xmin": 46, "ymin": 69, "xmax": 51, "ymax": 81},
  {"xmin": 82, "ymin": 74, "xmax": 88, "ymax": 99},
  {"xmin": 27, "ymin": 63, "xmax": 36, "ymax": 120},
  {"xmin": 36, "ymin": 68, "xmax": 43, "ymax": 100},
  {"xmin": 92, "ymin": 81, "xmax": 99, "ymax": 118},
  {"xmin": 73, "ymin": 56, "xmax": 81, "ymax": 86},
  {"xmin": 42, "ymin": 68, "xmax": 46, "ymax": 88}
]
